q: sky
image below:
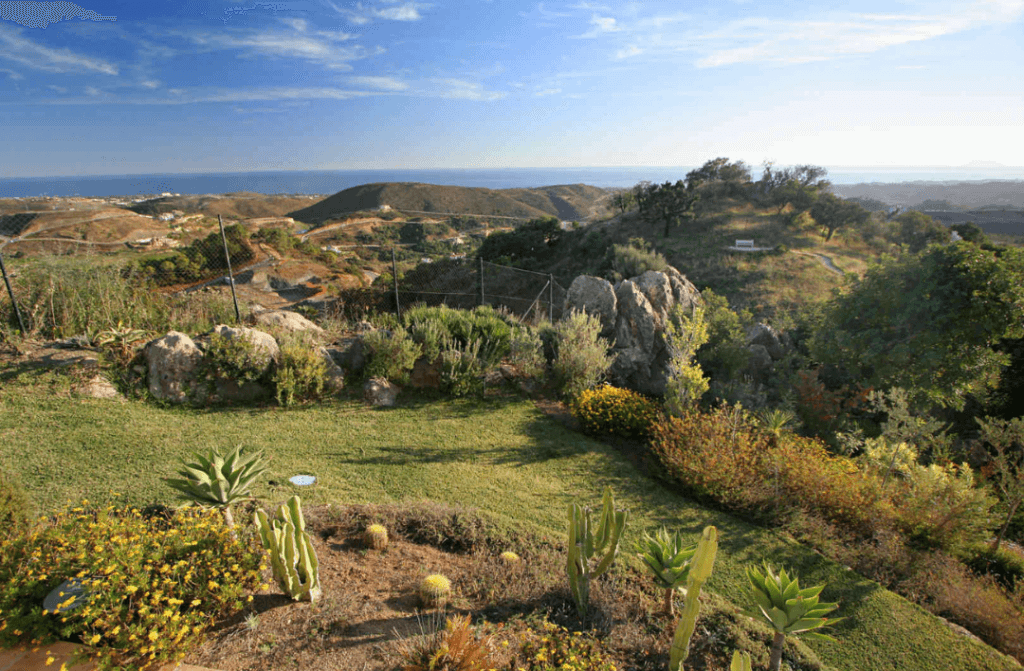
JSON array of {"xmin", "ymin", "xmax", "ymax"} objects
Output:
[{"xmin": 1, "ymin": 0, "xmax": 1023, "ymax": 177}]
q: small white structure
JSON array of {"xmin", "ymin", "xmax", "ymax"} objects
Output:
[
  {"xmin": 378, "ymin": 204, "xmax": 392, "ymax": 212},
  {"xmin": 735, "ymin": 239, "xmax": 754, "ymax": 249}
]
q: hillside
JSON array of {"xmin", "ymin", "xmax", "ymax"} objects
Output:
[
  {"xmin": 127, "ymin": 193, "xmax": 323, "ymax": 219},
  {"xmin": 833, "ymin": 180, "xmax": 1024, "ymax": 209},
  {"xmin": 287, "ymin": 182, "xmax": 610, "ymax": 226}
]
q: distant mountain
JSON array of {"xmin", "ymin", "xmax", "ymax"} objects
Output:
[
  {"xmin": 832, "ymin": 180, "xmax": 1024, "ymax": 209},
  {"xmin": 287, "ymin": 182, "xmax": 609, "ymax": 226}
]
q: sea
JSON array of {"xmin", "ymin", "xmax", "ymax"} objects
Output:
[{"xmin": 3, "ymin": 166, "xmax": 1024, "ymax": 199}]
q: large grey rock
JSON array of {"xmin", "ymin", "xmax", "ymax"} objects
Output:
[
  {"xmin": 632, "ymin": 270, "xmax": 674, "ymax": 327},
  {"xmin": 609, "ymin": 280, "xmax": 674, "ymax": 395},
  {"xmin": 254, "ymin": 310, "xmax": 325, "ymax": 335},
  {"xmin": 210, "ymin": 325, "xmax": 280, "ymax": 374},
  {"xmin": 746, "ymin": 323, "xmax": 785, "ymax": 360},
  {"xmin": 332, "ymin": 337, "xmax": 366, "ymax": 376},
  {"xmin": 146, "ymin": 332, "xmax": 202, "ymax": 403},
  {"xmin": 363, "ymin": 377, "xmax": 398, "ymax": 407},
  {"xmin": 665, "ymin": 267, "xmax": 702, "ymax": 314},
  {"xmin": 747, "ymin": 344, "xmax": 774, "ymax": 372},
  {"xmin": 208, "ymin": 325, "xmax": 280, "ymax": 403},
  {"xmin": 564, "ymin": 275, "xmax": 617, "ymax": 339},
  {"xmin": 317, "ymin": 346, "xmax": 346, "ymax": 392}
]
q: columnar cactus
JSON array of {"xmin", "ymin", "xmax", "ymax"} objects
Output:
[
  {"xmin": 567, "ymin": 486, "xmax": 627, "ymax": 618},
  {"xmin": 636, "ymin": 527, "xmax": 697, "ymax": 616},
  {"xmin": 419, "ymin": 573, "xmax": 451, "ymax": 608},
  {"xmin": 364, "ymin": 523, "xmax": 388, "ymax": 550},
  {"xmin": 254, "ymin": 495, "xmax": 321, "ymax": 603},
  {"xmin": 668, "ymin": 525, "xmax": 718, "ymax": 671}
]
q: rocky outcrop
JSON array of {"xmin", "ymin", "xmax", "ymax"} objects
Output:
[
  {"xmin": 562, "ymin": 265, "xmax": 704, "ymax": 397},
  {"xmin": 146, "ymin": 331, "xmax": 203, "ymax": 403},
  {"xmin": 317, "ymin": 346, "xmax": 346, "ymax": 392},
  {"xmin": 363, "ymin": 377, "xmax": 398, "ymax": 407},
  {"xmin": 211, "ymin": 325, "xmax": 280, "ymax": 371},
  {"xmin": 746, "ymin": 323, "xmax": 785, "ymax": 361},
  {"xmin": 564, "ymin": 275, "xmax": 617, "ymax": 339},
  {"xmin": 206, "ymin": 325, "xmax": 280, "ymax": 403},
  {"xmin": 254, "ymin": 310, "xmax": 325, "ymax": 335}
]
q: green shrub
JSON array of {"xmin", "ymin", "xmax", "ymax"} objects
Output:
[
  {"xmin": 408, "ymin": 318, "xmax": 446, "ymax": 363},
  {"xmin": 126, "ymin": 224, "xmax": 254, "ymax": 287},
  {"xmin": 570, "ymin": 384, "xmax": 661, "ymax": 439},
  {"xmin": 403, "ymin": 305, "xmax": 514, "ymax": 368},
  {"xmin": 963, "ymin": 543, "xmax": 1024, "ymax": 590},
  {"xmin": 0, "ymin": 504, "xmax": 263, "ymax": 671},
  {"xmin": 198, "ymin": 332, "xmax": 275, "ymax": 388},
  {"xmin": 508, "ymin": 326, "xmax": 546, "ymax": 379},
  {"xmin": 273, "ymin": 342, "xmax": 328, "ymax": 406},
  {"xmin": 897, "ymin": 462, "xmax": 996, "ymax": 552},
  {"xmin": 362, "ymin": 327, "xmax": 420, "ymax": 385},
  {"xmin": 440, "ymin": 338, "xmax": 484, "ymax": 398},
  {"xmin": 551, "ymin": 310, "xmax": 612, "ymax": 400},
  {"xmin": 608, "ymin": 238, "xmax": 668, "ymax": 280},
  {"xmin": 0, "ymin": 468, "xmax": 32, "ymax": 541}
]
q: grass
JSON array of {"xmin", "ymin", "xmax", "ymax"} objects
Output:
[{"xmin": 0, "ymin": 370, "xmax": 1019, "ymax": 671}]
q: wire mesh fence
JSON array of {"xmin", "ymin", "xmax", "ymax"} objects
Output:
[{"xmin": 1, "ymin": 212, "xmax": 570, "ymax": 337}]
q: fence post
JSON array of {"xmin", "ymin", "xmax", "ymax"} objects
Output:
[
  {"xmin": 479, "ymin": 256, "xmax": 485, "ymax": 306},
  {"xmin": 391, "ymin": 247, "xmax": 401, "ymax": 320},
  {"xmin": 549, "ymin": 274, "xmax": 555, "ymax": 322},
  {"xmin": 217, "ymin": 215, "xmax": 241, "ymax": 324},
  {"xmin": 0, "ymin": 250, "xmax": 27, "ymax": 334}
]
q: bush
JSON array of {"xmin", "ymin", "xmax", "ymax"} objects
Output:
[
  {"xmin": 198, "ymin": 332, "xmax": 275, "ymax": 388},
  {"xmin": 440, "ymin": 338, "xmax": 485, "ymax": 398},
  {"xmin": 551, "ymin": 310, "xmax": 612, "ymax": 400},
  {"xmin": 361, "ymin": 327, "xmax": 420, "ymax": 385},
  {"xmin": 0, "ymin": 504, "xmax": 263, "ymax": 671},
  {"xmin": 273, "ymin": 342, "xmax": 327, "ymax": 406},
  {"xmin": 608, "ymin": 238, "xmax": 668, "ymax": 280},
  {"xmin": 403, "ymin": 305, "xmax": 514, "ymax": 369},
  {"xmin": 570, "ymin": 385, "xmax": 661, "ymax": 439},
  {"xmin": 508, "ymin": 326, "xmax": 546, "ymax": 379},
  {"xmin": 963, "ymin": 544, "xmax": 1024, "ymax": 590},
  {"xmin": 896, "ymin": 463, "xmax": 996, "ymax": 552},
  {"xmin": 0, "ymin": 468, "xmax": 32, "ymax": 541}
]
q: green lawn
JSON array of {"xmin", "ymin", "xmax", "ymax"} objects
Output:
[{"xmin": 0, "ymin": 369, "xmax": 1019, "ymax": 671}]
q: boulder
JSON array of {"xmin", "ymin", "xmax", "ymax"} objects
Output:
[
  {"xmin": 665, "ymin": 267, "xmax": 702, "ymax": 314},
  {"xmin": 563, "ymin": 275, "xmax": 617, "ymax": 339},
  {"xmin": 72, "ymin": 374, "xmax": 121, "ymax": 400},
  {"xmin": 747, "ymin": 344, "xmax": 774, "ymax": 372},
  {"xmin": 146, "ymin": 331, "xmax": 202, "ymax": 403},
  {"xmin": 609, "ymin": 280, "xmax": 675, "ymax": 396},
  {"xmin": 632, "ymin": 270, "xmax": 674, "ymax": 327},
  {"xmin": 363, "ymin": 377, "xmax": 398, "ymax": 407},
  {"xmin": 408, "ymin": 356, "xmax": 441, "ymax": 389},
  {"xmin": 746, "ymin": 323, "xmax": 785, "ymax": 360},
  {"xmin": 211, "ymin": 325, "xmax": 280, "ymax": 374},
  {"xmin": 317, "ymin": 347, "xmax": 346, "ymax": 392},
  {"xmin": 331, "ymin": 338, "xmax": 366, "ymax": 376},
  {"xmin": 254, "ymin": 310, "xmax": 325, "ymax": 335}
]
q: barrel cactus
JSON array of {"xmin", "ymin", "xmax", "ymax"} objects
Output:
[
  {"xmin": 419, "ymin": 573, "xmax": 452, "ymax": 608},
  {"xmin": 364, "ymin": 523, "xmax": 388, "ymax": 550},
  {"xmin": 499, "ymin": 551, "xmax": 521, "ymax": 564}
]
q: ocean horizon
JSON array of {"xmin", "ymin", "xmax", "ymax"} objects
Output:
[{"xmin": 3, "ymin": 166, "xmax": 1024, "ymax": 199}]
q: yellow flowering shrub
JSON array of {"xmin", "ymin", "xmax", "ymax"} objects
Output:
[
  {"xmin": 0, "ymin": 503, "xmax": 263, "ymax": 670},
  {"xmin": 570, "ymin": 385, "xmax": 661, "ymax": 439},
  {"xmin": 515, "ymin": 619, "xmax": 616, "ymax": 671}
]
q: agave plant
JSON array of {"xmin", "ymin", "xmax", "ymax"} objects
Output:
[
  {"xmin": 164, "ymin": 445, "xmax": 268, "ymax": 533},
  {"xmin": 635, "ymin": 527, "xmax": 697, "ymax": 616},
  {"xmin": 740, "ymin": 562, "xmax": 844, "ymax": 671}
]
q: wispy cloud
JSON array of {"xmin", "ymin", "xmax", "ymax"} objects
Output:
[
  {"xmin": 329, "ymin": 1, "xmax": 430, "ymax": 24},
  {"xmin": 615, "ymin": 45, "xmax": 642, "ymax": 59},
  {"xmin": 694, "ymin": 0, "xmax": 1024, "ymax": 67},
  {"xmin": 347, "ymin": 75, "xmax": 408, "ymax": 90},
  {"xmin": 0, "ymin": 25, "xmax": 118, "ymax": 74},
  {"xmin": 427, "ymin": 77, "xmax": 506, "ymax": 101},
  {"xmin": 534, "ymin": 87, "xmax": 561, "ymax": 96},
  {"xmin": 576, "ymin": 14, "xmax": 621, "ymax": 38},
  {"xmin": 0, "ymin": 66, "xmax": 21, "ymax": 79},
  {"xmin": 175, "ymin": 26, "xmax": 371, "ymax": 70}
]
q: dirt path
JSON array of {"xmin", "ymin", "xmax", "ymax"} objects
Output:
[{"xmin": 794, "ymin": 250, "xmax": 844, "ymax": 275}]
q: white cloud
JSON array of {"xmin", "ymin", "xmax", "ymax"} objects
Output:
[
  {"xmin": 0, "ymin": 66, "xmax": 20, "ymax": 80},
  {"xmin": 0, "ymin": 26, "xmax": 118, "ymax": 75},
  {"xmin": 348, "ymin": 75, "xmax": 408, "ymax": 90},
  {"xmin": 280, "ymin": 17, "xmax": 308, "ymax": 31},
  {"xmin": 334, "ymin": 1, "xmax": 430, "ymax": 24},
  {"xmin": 694, "ymin": 1, "xmax": 1024, "ymax": 68},
  {"xmin": 47, "ymin": 84, "xmax": 67, "ymax": 92},
  {"xmin": 534, "ymin": 87, "xmax": 561, "ymax": 96},
  {"xmin": 84, "ymin": 86, "xmax": 102, "ymax": 96},
  {"xmin": 140, "ymin": 80, "xmax": 160, "ymax": 89},
  {"xmin": 577, "ymin": 14, "xmax": 620, "ymax": 38},
  {"xmin": 615, "ymin": 45, "xmax": 642, "ymax": 59},
  {"xmin": 427, "ymin": 78, "xmax": 506, "ymax": 101},
  {"xmin": 177, "ymin": 28, "xmax": 369, "ymax": 70}
]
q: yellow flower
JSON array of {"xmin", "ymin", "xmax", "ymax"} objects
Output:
[
  {"xmin": 89, "ymin": 634, "xmax": 101, "ymax": 644},
  {"xmin": 45, "ymin": 656, "xmax": 55, "ymax": 666}
]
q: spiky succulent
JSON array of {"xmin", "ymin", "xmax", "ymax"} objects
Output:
[
  {"xmin": 365, "ymin": 523, "xmax": 389, "ymax": 550},
  {"xmin": 163, "ymin": 445, "xmax": 268, "ymax": 530},
  {"xmin": 419, "ymin": 574, "xmax": 451, "ymax": 608},
  {"xmin": 635, "ymin": 526, "xmax": 697, "ymax": 615},
  {"xmin": 740, "ymin": 562, "xmax": 844, "ymax": 671}
]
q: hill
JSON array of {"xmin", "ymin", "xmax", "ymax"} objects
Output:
[
  {"xmin": 127, "ymin": 193, "xmax": 322, "ymax": 220},
  {"xmin": 287, "ymin": 182, "xmax": 610, "ymax": 226},
  {"xmin": 833, "ymin": 180, "xmax": 1024, "ymax": 209}
]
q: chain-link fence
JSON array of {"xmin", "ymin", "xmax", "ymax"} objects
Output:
[{"xmin": 1, "ymin": 212, "xmax": 569, "ymax": 334}]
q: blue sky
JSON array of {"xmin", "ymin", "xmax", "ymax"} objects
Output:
[{"xmin": 1, "ymin": 0, "xmax": 1022, "ymax": 177}]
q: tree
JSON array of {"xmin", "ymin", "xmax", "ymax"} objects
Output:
[
  {"xmin": 476, "ymin": 216, "xmax": 562, "ymax": 264},
  {"xmin": 975, "ymin": 416, "xmax": 1024, "ymax": 553},
  {"xmin": 611, "ymin": 190, "xmax": 636, "ymax": 213},
  {"xmin": 810, "ymin": 242, "xmax": 1024, "ymax": 409},
  {"xmin": 685, "ymin": 158, "xmax": 753, "ymax": 202},
  {"xmin": 755, "ymin": 162, "xmax": 831, "ymax": 216},
  {"xmin": 637, "ymin": 180, "xmax": 700, "ymax": 238},
  {"xmin": 950, "ymin": 221, "xmax": 989, "ymax": 245},
  {"xmin": 893, "ymin": 210, "xmax": 948, "ymax": 253},
  {"xmin": 810, "ymin": 192, "xmax": 870, "ymax": 241}
]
